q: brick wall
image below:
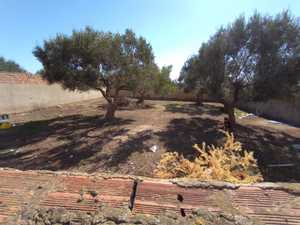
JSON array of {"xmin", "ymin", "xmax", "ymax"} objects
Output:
[{"xmin": 0, "ymin": 72, "xmax": 46, "ymax": 85}]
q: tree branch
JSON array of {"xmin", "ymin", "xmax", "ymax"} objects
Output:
[{"xmin": 96, "ymin": 87, "xmax": 112, "ymax": 103}]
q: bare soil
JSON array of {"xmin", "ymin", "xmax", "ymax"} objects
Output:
[{"xmin": 0, "ymin": 99, "xmax": 299, "ymax": 182}]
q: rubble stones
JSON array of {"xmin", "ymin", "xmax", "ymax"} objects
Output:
[{"xmin": 19, "ymin": 206, "xmax": 259, "ymax": 225}]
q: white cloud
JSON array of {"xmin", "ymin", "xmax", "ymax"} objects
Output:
[{"xmin": 155, "ymin": 47, "xmax": 197, "ymax": 80}]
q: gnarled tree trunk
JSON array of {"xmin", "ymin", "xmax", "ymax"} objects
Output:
[
  {"xmin": 226, "ymin": 103, "xmax": 236, "ymax": 125},
  {"xmin": 136, "ymin": 90, "xmax": 145, "ymax": 105},
  {"xmin": 136, "ymin": 97, "xmax": 144, "ymax": 105},
  {"xmin": 222, "ymin": 81, "xmax": 240, "ymax": 130},
  {"xmin": 136, "ymin": 95, "xmax": 145, "ymax": 105},
  {"xmin": 103, "ymin": 87, "xmax": 122, "ymax": 120},
  {"xmin": 223, "ymin": 102, "xmax": 235, "ymax": 133},
  {"xmin": 105, "ymin": 102, "xmax": 117, "ymax": 120},
  {"xmin": 196, "ymin": 92, "xmax": 203, "ymax": 106}
]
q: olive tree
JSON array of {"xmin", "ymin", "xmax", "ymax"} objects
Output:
[
  {"xmin": 129, "ymin": 64, "xmax": 177, "ymax": 103},
  {"xmin": 180, "ymin": 11, "xmax": 300, "ymax": 127},
  {"xmin": 0, "ymin": 56, "xmax": 26, "ymax": 73},
  {"xmin": 129, "ymin": 63, "xmax": 159, "ymax": 105},
  {"xmin": 153, "ymin": 65, "xmax": 177, "ymax": 96},
  {"xmin": 34, "ymin": 27, "xmax": 154, "ymax": 119},
  {"xmin": 180, "ymin": 18, "xmax": 255, "ymax": 125},
  {"xmin": 222, "ymin": 16, "xmax": 256, "ymax": 124}
]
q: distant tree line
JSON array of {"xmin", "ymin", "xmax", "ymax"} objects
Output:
[
  {"xmin": 129, "ymin": 64, "xmax": 177, "ymax": 104},
  {"xmin": 179, "ymin": 10, "xmax": 300, "ymax": 125},
  {"xmin": 0, "ymin": 56, "xmax": 26, "ymax": 73}
]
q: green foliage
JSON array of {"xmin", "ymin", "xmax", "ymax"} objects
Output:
[
  {"xmin": 129, "ymin": 64, "xmax": 178, "ymax": 100},
  {"xmin": 35, "ymin": 69, "xmax": 45, "ymax": 75},
  {"xmin": 34, "ymin": 27, "xmax": 154, "ymax": 93},
  {"xmin": 33, "ymin": 27, "xmax": 155, "ymax": 118},
  {"xmin": 154, "ymin": 65, "xmax": 178, "ymax": 96},
  {"xmin": 180, "ymin": 10, "xmax": 300, "ymax": 102},
  {"xmin": 128, "ymin": 63, "xmax": 159, "ymax": 99},
  {"xmin": 179, "ymin": 31, "xmax": 227, "ymax": 100},
  {"xmin": 0, "ymin": 56, "xmax": 26, "ymax": 73},
  {"xmin": 248, "ymin": 10, "xmax": 300, "ymax": 100},
  {"xmin": 179, "ymin": 55, "xmax": 201, "ymax": 91}
]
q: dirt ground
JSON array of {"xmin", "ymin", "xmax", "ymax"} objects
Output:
[{"xmin": 0, "ymin": 99, "xmax": 299, "ymax": 182}]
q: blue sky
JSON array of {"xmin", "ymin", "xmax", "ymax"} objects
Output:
[{"xmin": 0, "ymin": 0, "xmax": 299, "ymax": 79}]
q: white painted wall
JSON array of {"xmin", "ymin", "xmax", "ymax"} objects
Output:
[{"xmin": 0, "ymin": 83, "xmax": 100, "ymax": 113}]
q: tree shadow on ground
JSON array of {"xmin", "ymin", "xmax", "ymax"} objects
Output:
[
  {"xmin": 84, "ymin": 129, "xmax": 160, "ymax": 175},
  {"xmin": 104, "ymin": 130, "xmax": 154, "ymax": 167},
  {"xmin": 156, "ymin": 117, "xmax": 224, "ymax": 156},
  {"xmin": 156, "ymin": 116, "xmax": 300, "ymax": 182},
  {"xmin": 81, "ymin": 117, "xmax": 223, "ymax": 175},
  {"xmin": 164, "ymin": 103, "xmax": 223, "ymax": 117},
  {"xmin": 1, "ymin": 105, "xmax": 299, "ymax": 182},
  {"xmin": 98, "ymin": 101, "xmax": 155, "ymax": 112},
  {"xmin": 0, "ymin": 115, "xmax": 134, "ymax": 170},
  {"xmin": 234, "ymin": 124, "xmax": 300, "ymax": 182}
]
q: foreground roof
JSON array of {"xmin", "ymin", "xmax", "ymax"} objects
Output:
[{"xmin": 0, "ymin": 168, "xmax": 299, "ymax": 224}]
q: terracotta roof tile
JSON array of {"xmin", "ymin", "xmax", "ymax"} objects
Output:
[{"xmin": 0, "ymin": 169, "xmax": 299, "ymax": 225}]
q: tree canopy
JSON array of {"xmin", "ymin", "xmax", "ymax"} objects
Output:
[
  {"xmin": 154, "ymin": 65, "xmax": 177, "ymax": 96},
  {"xmin": 34, "ymin": 27, "xmax": 155, "ymax": 119},
  {"xmin": 128, "ymin": 64, "xmax": 178, "ymax": 103},
  {"xmin": 128, "ymin": 63, "xmax": 159, "ymax": 103},
  {"xmin": 0, "ymin": 56, "xmax": 26, "ymax": 73},
  {"xmin": 180, "ymin": 10, "xmax": 300, "ymax": 124}
]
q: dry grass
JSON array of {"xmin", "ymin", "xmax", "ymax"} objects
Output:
[{"xmin": 155, "ymin": 131, "xmax": 263, "ymax": 184}]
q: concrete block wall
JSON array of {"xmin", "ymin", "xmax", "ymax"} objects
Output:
[
  {"xmin": 0, "ymin": 72, "xmax": 100, "ymax": 113},
  {"xmin": 239, "ymin": 99, "xmax": 300, "ymax": 127}
]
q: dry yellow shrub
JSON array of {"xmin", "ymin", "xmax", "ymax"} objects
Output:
[{"xmin": 154, "ymin": 132, "xmax": 263, "ymax": 183}]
